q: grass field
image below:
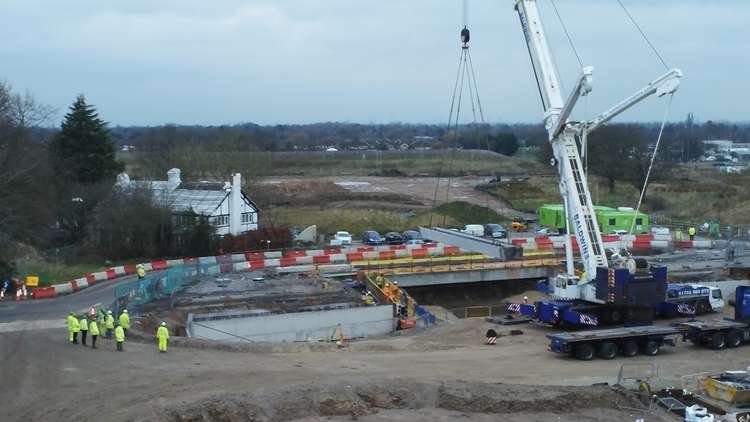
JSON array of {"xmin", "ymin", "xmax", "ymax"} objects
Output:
[
  {"xmin": 14, "ymin": 260, "xmax": 104, "ymax": 287},
  {"xmin": 121, "ymin": 149, "xmax": 541, "ymax": 179}
]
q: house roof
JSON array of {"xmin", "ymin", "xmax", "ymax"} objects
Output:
[
  {"xmin": 118, "ymin": 172, "xmax": 257, "ymax": 216},
  {"xmin": 169, "ymin": 188, "xmax": 229, "ymax": 215}
]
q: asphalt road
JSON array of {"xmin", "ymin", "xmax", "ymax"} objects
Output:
[{"xmin": 0, "ymin": 272, "xmax": 158, "ymax": 323}]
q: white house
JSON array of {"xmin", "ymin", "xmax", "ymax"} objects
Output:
[{"xmin": 116, "ymin": 168, "xmax": 259, "ymax": 236}]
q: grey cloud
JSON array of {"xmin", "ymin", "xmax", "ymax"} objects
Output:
[{"xmin": 0, "ymin": 0, "xmax": 746, "ymax": 125}]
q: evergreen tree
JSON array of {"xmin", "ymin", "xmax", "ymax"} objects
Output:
[{"xmin": 50, "ymin": 94, "xmax": 122, "ymax": 185}]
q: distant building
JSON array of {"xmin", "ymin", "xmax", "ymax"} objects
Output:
[
  {"xmin": 702, "ymin": 140, "xmax": 733, "ymax": 153},
  {"xmin": 116, "ymin": 168, "xmax": 259, "ymax": 236}
]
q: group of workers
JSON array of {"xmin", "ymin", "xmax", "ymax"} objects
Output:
[
  {"xmin": 66, "ymin": 307, "xmax": 170, "ymax": 353},
  {"xmin": 370, "ymin": 274, "xmax": 410, "ymax": 319},
  {"xmin": 372, "ymin": 274, "xmax": 403, "ymax": 304},
  {"xmin": 674, "ymin": 227, "xmax": 697, "ymax": 241}
]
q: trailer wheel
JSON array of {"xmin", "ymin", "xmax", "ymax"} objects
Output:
[
  {"xmin": 696, "ymin": 300, "xmax": 710, "ymax": 315},
  {"xmin": 574, "ymin": 343, "xmax": 595, "ymax": 361},
  {"xmin": 597, "ymin": 342, "xmax": 617, "ymax": 360},
  {"xmin": 641, "ymin": 340, "xmax": 659, "ymax": 356},
  {"xmin": 708, "ymin": 331, "xmax": 727, "ymax": 350},
  {"xmin": 621, "ymin": 340, "xmax": 639, "ymax": 357},
  {"xmin": 726, "ymin": 330, "xmax": 742, "ymax": 348},
  {"xmin": 709, "ymin": 332, "xmax": 726, "ymax": 350}
]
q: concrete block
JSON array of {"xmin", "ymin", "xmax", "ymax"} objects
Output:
[
  {"xmin": 328, "ymin": 254, "xmax": 347, "ymax": 264},
  {"xmin": 113, "ymin": 266, "xmax": 126, "ymax": 276},
  {"xmin": 53, "ymin": 283, "xmax": 73, "ymax": 295},
  {"xmin": 362, "ymin": 251, "xmax": 378, "ymax": 260},
  {"xmin": 233, "ymin": 262, "xmax": 251, "ymax": 272},
  {"xmin": 92, "ymin": 271, "xmax": 108, "ymax": 281},
  {"xmin": 650, "ymin": 240, "xmax": 669, "ymax": 249},
  {"xmin": 394, "ymin": 249, "xmax": 411, "ymax": 258},
  {"xmin": 295, "ymin": 256, "xmax": 314, "ymax": 265},
  {"xmin": 427, "ymin": 246, "xmax": 444, "ymax": 256},
  {"xmin": 190, "ymin": 305, "xmax": 393, "ymax": 343},
  {"xmin": 264, "ymin": 258, "xmax": 280, "ymax": 267},
  {"xmin": 76, "ymin": 279, "xmax": 89, "ymax": 289},
  {"xmin": 307, "ymin": 249, "xmax": 324, "ymax": 257},
  {"xmin": 264, "ymin": 251, "xmax": 282, "ymax": 259}
]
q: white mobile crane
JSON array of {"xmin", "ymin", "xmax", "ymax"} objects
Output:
[{"xmin": 512, "ymin": 0, "xmax": 682, "ymax": 325}]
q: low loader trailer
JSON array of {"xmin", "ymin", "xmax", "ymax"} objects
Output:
[{"xmin": 546, "ymin": 285, "xmax": 750, "ymax": 360}]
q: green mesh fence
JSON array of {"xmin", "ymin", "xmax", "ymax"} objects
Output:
[{"xmin": 112, "ymin": 262, "xmax": 211, "ymax": 315}]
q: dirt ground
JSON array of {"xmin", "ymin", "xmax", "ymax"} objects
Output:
[
  {"xmin": 3, "ymin": 313, "xmax": 749, "ymax": 422},
  {"xmin": 257, "ymin": 176, "xmax": 522, "ymax": 217}
]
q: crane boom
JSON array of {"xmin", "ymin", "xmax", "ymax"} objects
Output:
[
  {"xmin": 515, "ymin": 0, "xmax": 607, "ymax": 302},
  {"xmin": 513, "ymin": 0, "xmax": 681, "ymax": 303}
]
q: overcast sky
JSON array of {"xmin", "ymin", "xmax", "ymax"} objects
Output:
[{"xmin": 0, "ymin": 0, "xmax": 747, "ymax": 126}]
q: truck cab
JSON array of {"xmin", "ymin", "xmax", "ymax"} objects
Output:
[
  {"xmin": 709, "ymin": 287, "xmax": 725, "ymax": 312},
  {"xmin": 665, "ymin": 283, "xmax": 724, "ymax": 314}
]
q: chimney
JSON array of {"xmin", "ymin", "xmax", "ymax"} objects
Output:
[
  {"xmin": 229, "ymin": 173, "xmax": 242, "ymax": 235},
  {"xmin": 167, "ymin": 168, "xmax": 181, "ymax": 189},
  {"xmin": 115, "ymin": 172, "xmax": 130, "ymax": 186}
]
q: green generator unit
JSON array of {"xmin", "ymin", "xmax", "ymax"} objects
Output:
[
  {"xmin": 538, "ymin": 204, "xmax": 566, "ymax": 231},
  {"xmin": 538, "ymin": 204, "xmax": 648, "ymax": 234},
  {"xmin": 597, "ymin": 208, "xmax": 649, "ymax": 234}
]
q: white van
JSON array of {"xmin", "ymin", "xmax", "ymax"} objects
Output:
[{"xmin": 462, "ymin": 224, "xmax": 484, "ymax": 237}]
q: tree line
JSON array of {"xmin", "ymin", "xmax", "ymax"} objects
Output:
[
  {"xmin": 1, "ymin": 77, "xmax": 745, "ymax": 280},
  {"xmin": 1, "ymin": 84, "xmax": 244, "ymax": 280}
]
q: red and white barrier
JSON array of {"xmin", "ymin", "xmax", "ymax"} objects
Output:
[
  {"xmin": 514, "ymin": 234, "xmax": 712, "ymax": 252},
  {"xmin": 27, "ymin": 242, "xmax": 484, "ymax": 300}
]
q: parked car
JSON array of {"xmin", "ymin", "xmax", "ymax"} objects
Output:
[
  {"xmin": 610, "ymin": 229, "xmax": 629, "ymax": 236},
  {"xmin": 536, "ymin": 227, "xmax": 559, "ymax": 236},
  {"xmin": 402, "ymin": 230, "xmax": 422, "ymax": 242},
  {"xmin": 461, "ymin": 224, "xmax": 485, "ymax": 237},
  {"xmin": 361, "ymin": 230, "xmax": 384, "ymax": 245},
  {"xmin": 383, "ymin": 231, "xmax": 404, "ymax": 244},
  {"xmin": 403, "ymin": 230, "xmax": 424, "ymax": 246},
  {"xmin": 483, "ymin": 223, "xmax": 507, "ymax": 239},
  {"xmin": 329, "ymin": 231, "xmax": 352, "ymax": 246}
]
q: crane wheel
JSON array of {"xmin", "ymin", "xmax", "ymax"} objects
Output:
[
  {"xmin": 709, "ymin": 332, "xmax": 725, "ymax": 350},
  {"xmin": 621, "ymin": 340, "xmax": 639, "ymax": 357},
  {"xmin": 641, "ymin": 340, "xmax": 659, "ymax": 356},
  {"xmin": 597, "ymin": 342, "xmax": 617, "ymax": 360},
  {"xmin": 726, "ymin": 330, "xmax": 742, "ymax": 348},
  {"xmin": 574, "ymin": 343, "xmax": 595, "ymax": 360}
]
